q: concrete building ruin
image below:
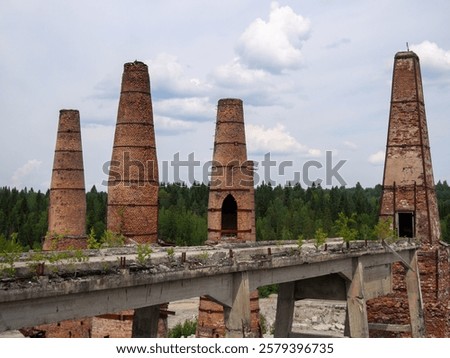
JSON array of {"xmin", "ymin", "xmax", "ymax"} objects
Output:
[
  {"xmin": 107, "ymin": 61, "xmax": 159, "ymax": 244},
  {"xmin": 197, "ymin": 98, "xmax": 260, "ymax": 337},
  {"xmin": 368, "ymin": 51, "xmax": 450, "ymax": 337},
  {"xmin": 44, "ymin": 109, "xmax": 87, "ymax": 250}
]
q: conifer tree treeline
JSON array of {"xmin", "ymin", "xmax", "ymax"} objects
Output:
[{"xmin": 1, "ymin": 181, "xmax": 450, "ymax": 250}]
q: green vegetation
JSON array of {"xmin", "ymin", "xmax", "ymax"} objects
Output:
[
  {"xmin": 0, "ymin": 233, "xmax": 23, "ymax": 277},
  {"xmin": 373, "ymin": 217, "xmax": 398, "ymax": 243},
  {"xmin": 136, "ymin": 243, "xmax": 153, "ymax": 266},
  {"xmin": 313, "ymin": 227, "xmax": 328, "ymax": 250},
  {"xmin": 334, "ymin": 212, "xmax": 358, "ymax": 243},
  {"xmin": 258, "ymin": 284, "xmax": 278, "ymax": 298},
  {"xmin": 167, "ymin": 319, "xmax": 197, "ymax": 338},
  {"xmin": 2, "ymin": 181, "xmax": 450, "ymax": 254}
]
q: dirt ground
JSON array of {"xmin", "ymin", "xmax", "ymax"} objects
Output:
[{"xmin": 167, "ymin": 295, "xmax": 346, "ymax": 337}]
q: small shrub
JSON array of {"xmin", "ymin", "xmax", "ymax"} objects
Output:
[
  {"xmin": 334, "ymin": 212, "xmax": 358, "ymax": 243},
  {"xmin": 258, "ymin": 284, "xmax": 278, "ymax": 298},
  {"xmin": 137, "ymin": 244, "xmax": 153, "ymax": 266},
  {"xmin": 100, "ymin": 230, "xmax": 126, "ymax": 248},
  {"xmin": 314, "ymin": 228, "xmax": 327, "ymax": 250},
  {"xmin": 0, "ymin": 233, "xmax": 23, "ymax": 277},
  {"xmin": 168, "ymin": 319, "xmax": 197, "ymax": 338},
  {"xmin": 87, "ymin": 228, "xmax": 101, "ymax": 249},
  {"xmin": 373, "ymin": 218, "xmax": 397, "ymax": 243}
]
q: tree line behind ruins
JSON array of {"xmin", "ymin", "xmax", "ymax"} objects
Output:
[{"xmin": 2, "ymin": 181, "xmax": 450, "ymax": 251}]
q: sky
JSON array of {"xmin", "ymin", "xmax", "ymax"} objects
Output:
[{"xmin": 1, "ymin": 0, "xmax": 450, "ymax": 192}]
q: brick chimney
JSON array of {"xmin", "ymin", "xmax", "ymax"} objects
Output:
[
  {"xmin": 207, "ymin": 98, "xmax": 256, "ymax": 244},
  {"xmin": 197, "ymin": 98, "xmax": 260, "ymax": 338},
  {"xmin": 107, "ymin": 61, "xmax": 159, "ymax": 244},
  {"xmin": 368, "ymin": 51, "xmax": 450, "ymax": 337},
  {"xmin": 45, "ymin": 109, "xmax": 87, "ymax": 250}
]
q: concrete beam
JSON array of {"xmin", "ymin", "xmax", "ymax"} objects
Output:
[{"xmin": 0, "ymin": 243, "xmax": 419, "ymax": 334}]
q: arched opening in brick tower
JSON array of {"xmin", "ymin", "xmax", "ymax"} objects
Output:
[{"xmin": 221, "ymin": 194, "xmax": 237, "ymax": 237}]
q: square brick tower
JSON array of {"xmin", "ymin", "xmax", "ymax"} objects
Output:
[
  {"xmin": 44, "ymin": 109, "xmax": 87, "ymax": 250},
  {"xmin": 369, "ymin": 51, "xmax": 450, "ymax": 337},
  {"xmin": 197, "ymin": 98, "xmax": 260, "ymax": 338},
  {"xmin": 107, "ymin": 61, "xmax": 159, "ymax": 244}
]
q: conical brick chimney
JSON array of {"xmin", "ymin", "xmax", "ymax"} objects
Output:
[
  {"xmin": 45, "ymin": 109, "xmax": 87, "ymax": 250},
  {"xmin": 207, "ymin": 98, "xmax": 256, "ymax": 244},
  {"xmin": 368, "ymin": 51, "xmax": 450, "ymax": 337},
  {"xmin": 107, "ymin": 61, "xmax": 159, "ymax": 244},
  {"xmin": 197, "ymin": 98, "xmax": 260, "ymax": 338}
]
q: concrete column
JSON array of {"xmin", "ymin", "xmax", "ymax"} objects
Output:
[
  {"xmin": 224, "ymin": 272, "xmax": 252, "ymax": 337},
  {"xmin": 346, "ymin": 259, "xmax": 369, "ymax": 337},
  {"xmin": 131, "ymin": 305, "xmax": 160, "ymax": 338},
  {"xmin": 273, "ymin": 282, "xmax": 295, "ymax": 338}
]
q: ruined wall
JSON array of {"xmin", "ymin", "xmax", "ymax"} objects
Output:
[
  {"xmin": 44, "ymin": 109, "xmax": 86, "ymax": 250},
  {"xmin": 107, "ymin": 61, "xmax": 159, "ymax": 244},
  {"xmin": 371, "ymin": 51, "xmax": 450, "ymax": 337}
]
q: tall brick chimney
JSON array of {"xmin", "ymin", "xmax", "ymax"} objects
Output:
[
  {"xmin": 45, "ymin": 109, "xmax": 87, "ymax": 250},
  {"xmin": 206, "ymin": 98, "xmax": 256, "ymax": 244},
  {"xmin": 368, "ymin": 51, "xmax": 450, "ymax": 337},
  {"xmin": 107, "ymin": 61, "xmax": 159, "ymax": 244},
  {"xmin": 197, "ymin": 98, "xmax": 260, "ymax": 338}
]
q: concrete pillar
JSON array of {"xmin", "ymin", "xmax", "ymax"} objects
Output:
[
  {"xmin": 45, "ymin": 109, "xmax": 86, "ymax": 250},
  {"xmin": 132, "ymin": 305, "xmax": 160, "ymax": 338},
  {"xmin": 224, "ymin": 272, "xmax": 252, "ymax": 337},
  {"xmin": 107, "ymin": 61, "xmax": 159, "ymax": 244},
  {"xmin": 346, "ymin": 260, "xmax": 369, "ymax": 337},
  {"xmin": 273, "ymin": 282, "xmax": 295, "ymax": 338}
]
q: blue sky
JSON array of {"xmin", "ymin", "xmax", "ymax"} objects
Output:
[{"xmin": 1, "ymin": 0, "xmax": 450, "ymax": 191}]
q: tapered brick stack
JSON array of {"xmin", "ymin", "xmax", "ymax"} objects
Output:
[
  {"xmin": 44, "ymin": 109, "xmax": 87, "ymax": 250},
  {"xmin": 206, "ymin": 98, "xmax": 256, "ymax": 244},
  {"xmin": 107, "ymin": 61, "xmax": 159, "ymax": 244},
  {"xmin": 197, "ymin": 98, "xmax": 260, "ymax": 337},
  {"xmin": 368, "ymin": 51, "xmax": 450, "ymax": 337}
]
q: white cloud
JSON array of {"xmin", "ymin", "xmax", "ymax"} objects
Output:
[
  {"xmin": 236, "ymin": 2, "xmax": 311, "ymax": 73},
  {"xmin": 210, "ymin": 58, "xmax": 295, "ymax": 106},
  {"xmin": 368, "ymin": 151, "xmax": 385, "ymax": 165},
  {"xmin": 149, "ymin": 53, "xmax": 211, "ymax": 98},
  {"xmin": 154, "ymin": 115, "xmax": 194, "ymax": 135},
  {"xmin": 343, "ymin": 141, "xmax": 358, "ymax": 150},
  {"xmin": 213, "ymin": 58, "xmax": 269, "ymax": 88},
  {"xmin": 410, "ymin": 41, "xmax": 450, "ymax": 72},
  {"xmin": 154, "ymin": 97, "xmax": 215, "ymax": 122},
  {"xmin": 246, "ymin": 123, "xmax": 320, "ymax": 156},
  {"xmin": 11, "ymin": 159, "xmax": 43, "ymax": 188}
]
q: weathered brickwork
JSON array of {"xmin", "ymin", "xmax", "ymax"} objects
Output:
[
  {"xmin": 197, "ymin": 98, "xmax": 260, "ymax": 337},
  {"xmin": 107, "ymin": 61, "xmax": 159, "ymax": 244},
  {"xmin": 44, "ymin": 109, "xmax": 87, "ymax": 250},
  {"xmin": 369, "ymin": 51, "xmax": 450, "ymax": 337},
  {"xmin": 207, "ymin": 98, "xmax": 256, "ymax": 244}
]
